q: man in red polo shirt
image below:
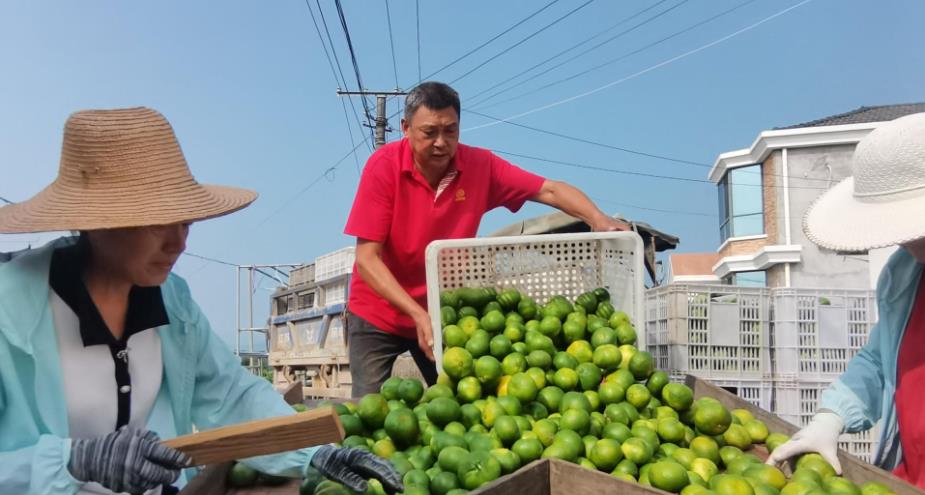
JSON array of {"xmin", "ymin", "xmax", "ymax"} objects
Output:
[{"xmin": 344, "ymin": 81, "xmax": 630, "ymax": 396}]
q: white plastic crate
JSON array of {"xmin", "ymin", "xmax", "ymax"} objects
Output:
[
  {"xmin": 646, "ymin": 285, "xmax": 771, "ymax": 380},
  {"xmin": 320, "ymin": 279, "xmax": 348, "ymax": 306},
  {"xmin": 680, "ymin": 375, "xmax": 774, "ymax": 412},
  {"xmin": 288, "ymin": 264, "xmax": 315, "ymax": 286},
  {"xmin": 314, "ymin": 247, "xmax": 356, "ymax": 282},
  {"xmin": 772, "ymin": 379, "xmax": 880, "ymax": 463},
  {"xmin": 770, "ymin": 289, "xmax": 877, "ymax": 380},
  {"xmin": 425, "ymin": 232, "xmax": 645, "ymax": 368}
]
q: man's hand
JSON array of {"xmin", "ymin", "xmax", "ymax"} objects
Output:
[
  {"xmin": 591, "ymin": 215, "xmax": 632, "ymax": 232},
  {"xmin": 412, "ymin": 310, "xmax": 436, "ymax": 361},
  {"xmin": 765, "ymin": 412, "xmax": 844, "ymax": 474}
]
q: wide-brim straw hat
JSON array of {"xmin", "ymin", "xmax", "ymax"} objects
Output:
[
  {"xmin": 804, "ymin": 112, "xmax": 925, "ymax": 252},
  {"xmin": 0, "ymin": 107, "xmax": 256, "ymax": 233}
]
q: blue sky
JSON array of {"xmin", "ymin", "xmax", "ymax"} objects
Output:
[{"xmin": 2, "ymin": 0, "xmax": 923, "ymax": 348}]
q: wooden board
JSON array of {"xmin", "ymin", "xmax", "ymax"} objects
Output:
[
  {"xmin": 164, "ymin": 407, "xmax": 344, "ymax": 466},
  {"xmin": 685, "ymin": 375, "xmax": 923, "ymax": 495}
]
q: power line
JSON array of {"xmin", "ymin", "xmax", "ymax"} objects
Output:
[
  {"xmin": 335, "ymin": 0, "xmax": 374, "ymax": 123},
  {"xmin": 466, "ymin": 0, "xmax": 675, "ymax": 106},
  {"xmin": 464, "ymin": 0, "xmax": 815, "ymax": 132},
  {"xmin": 384, "ymin": 0, "xmax": 400, "ymax": 89},
  {"xmin": 0, "ymin": 196, "xmax": 12, "ymax": 205},
  {"xmin": 591, "ymin": 196, "xmax": 716, "ymax": 218},
  {"xmin": 415, "ymin": 0, "xmax": 421, "ymax": 83},
  {"xmin": 464, "ymin": 108, "xmax": 708, "ymax": 167},
  {"xmin": 448, "ymin": 0, "xmax": 596, "ymax": 85},
  {"xmin": 499, "ymin": 149, "xmax": 713, "ymax": 185},
  {"xmin": 418, "ymin": 0, "xmax": 563, "ymax": 83},
  {"xmin": 466, "ymin": 109, "xmax": 835, "ymax": 184},
  {"xmin": 304, "ymin": 0, "xmax": 367, "ymax": 166},
  {"xmin": 184, "ymin": 252, "xmax": 287, "ymax": 284},
  {"xmin": 496, "ymin": 149, "xmax": 832, "ymax": 190},
  {"xmin": 476, "ymin": 0, "xmax": 760, "ymax": 110},
  {"xmin": 340, "ymin": 96, "xmax": 362, "ymax": 175},
  {"xmin": 331, "ymin": 0, "xmax": 376, "ymax": 146},
  {"xmin": 255, "ymin": 133, "xmax": 373, "ymax": 229},
  {"xmin": 184, "ymin": 251, "xmax": 236, "ymax": 267},
  {"xmin": 307, "ymin": 0, "xmax": 372, "ymax": 154}
]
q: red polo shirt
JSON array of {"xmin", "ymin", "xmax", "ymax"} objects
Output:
[{"xmin": 344, "ymin": 138, "xmax": 545, "ymax": 339}]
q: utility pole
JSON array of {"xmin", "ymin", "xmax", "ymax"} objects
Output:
[{"xmin": 336, "ymin": 89, "xmax": 407, "ymax": 149}]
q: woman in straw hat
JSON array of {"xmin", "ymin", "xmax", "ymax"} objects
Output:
[
  {"xmin": 766, "ymin": 112, "xmax": 925, "ymax": 487},
  {"xmin": 0, "ymin": 108, "xmax": 402, "ymax": 495}
]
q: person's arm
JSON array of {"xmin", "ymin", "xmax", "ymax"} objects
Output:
[
  {"xmin": 355, "ymin": 239, "xmax": 434, "ymax": 361},
  {"xmin": 531, "ymin": 180, "xmax": 631, "ymax": 232},
  {"xmin": 0, "ymin": 435, "xmax": 82, "ymax": 495}
]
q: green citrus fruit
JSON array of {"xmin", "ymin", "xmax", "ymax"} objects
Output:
[
  {"xmin": 397, "ymin": 379, "xmax": 425, "ymax": 405},
  {"xmin": 357, "ymin": 394, "xmax": 390, "ymax": 430},
  {"xmin": 227, "ymin": 462, "xmax": 259, "ymax": 488},
  {"xmin": 592, "ymin": 344, "xmax": 622, "ymax": 371},
  {"xmin": 589, "ymin": 438, "xmax": 624, "ymax": 471},
  {"xmin": 443, "ymin": 347, "xmax": 474, "ymax": 380},
  {"xmin": 566, "ymin": 340, "xmax": 594, "ymax": 363},
  {"xmin": 650, "ymin": 460, "xmax": 691, "ymax": 493},
  {"xmin": 426, "ymin": 397, "xmax": 462, "ymax": 427}
]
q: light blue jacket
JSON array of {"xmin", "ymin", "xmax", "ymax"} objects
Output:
[
  {"xmin": 0, "ymin": 239, "xmax": 317, "ymax": 494},
  {"xmin": 821, "ymin": 247, "xmax": 923, "ymax": 469}
]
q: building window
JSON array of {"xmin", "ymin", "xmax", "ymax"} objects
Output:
[
  {"xmin": 297, "ymin": 291, "xmax": 315, "ymax": 309},
  {"xmin": 724, "ymin": 271, "xmax": 767, "ymax": 287},
  {"xmin": 276, "ymin": 295, "xmax": 289, "ymax": 315},
  {"xmin": 719, "ymin": 164, "xmax": 764, "ymax": 241}
]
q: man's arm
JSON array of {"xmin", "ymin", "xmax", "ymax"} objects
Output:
[
  {"xmin": 531, "ymin": 180, "xmax": 631, "ymax": 232},
  {"xmin": 354, "ymin": 239, "xmax": 435, "ymax": 361}
]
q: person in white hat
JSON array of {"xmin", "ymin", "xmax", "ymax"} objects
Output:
[
  {"xmin": 0, "ymin": 108, "xmax": 402, "ymax": 495},
  {"xmin": 766, "ymin": 112, "xmax": 925, "ymax": 488}
]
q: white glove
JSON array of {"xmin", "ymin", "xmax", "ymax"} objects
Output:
[{"xmin": 766, "ymin": 412, "xmax": 843, "ymax": 474}]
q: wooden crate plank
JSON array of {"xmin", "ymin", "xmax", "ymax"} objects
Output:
[
  {"xmin": 164, "ymin": 407, "xmax": 344, "ymax": 466},
  {"xmin": 549, "ymin": 458, "xmax": 655, "ymax": 494},
  {"xmin": 474, "ymin": 458, "xmax": 550, "ymax": 495}
]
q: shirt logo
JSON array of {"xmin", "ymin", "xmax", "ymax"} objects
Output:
[{"xmin": 455, "ymin": 189, "xmax": 466, "ymax": 202}]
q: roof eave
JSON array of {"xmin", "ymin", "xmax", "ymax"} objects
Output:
[{"xmin": 708, "ymin": 122, "xmax": 883, "ymax": 183}]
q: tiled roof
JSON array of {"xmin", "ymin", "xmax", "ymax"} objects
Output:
[{"xmin": 778, "ymin": 103, "xmax": 925, "ymax": 129}]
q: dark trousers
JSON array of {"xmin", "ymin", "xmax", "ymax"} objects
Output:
[{"xmin": 347, "ymin": 311, "xmax": 438, "ymax": 397}]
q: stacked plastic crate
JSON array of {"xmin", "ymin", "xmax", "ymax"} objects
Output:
[
  {"xmin": 645, "ymin": 284, "xmax": 773, "ymax": 410},
  {"xmin": 769, "ymin": 288, "xmax": 880, "ymax": 463},
  {"xmin": 314, "ymin": 247, "xmax": 354, "ymax": 306},
  {"xmin": 645, "ymin": 284, "xmax": 881, "ymax": 462}
]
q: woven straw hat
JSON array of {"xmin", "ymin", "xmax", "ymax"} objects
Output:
[
  {"xmin": 804, "ymin": 112, "xmax": 925, "ymax": 251},
  {"xmin": 0, "ymin": 107, "xmax": 256, "ymax": 233}
]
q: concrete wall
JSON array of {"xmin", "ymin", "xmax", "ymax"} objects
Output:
[{"xmin": 779, "ymin": 145, "xmax": 870, "ymax": 289}]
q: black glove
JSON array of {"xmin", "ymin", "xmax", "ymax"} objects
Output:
[
  {"xmin": 309, "ymin": 445, "xmax": 403, "ymax": 494},
  {"xmin": 67, "ymin": 427, "xmax": 190, "ymax": 494}
]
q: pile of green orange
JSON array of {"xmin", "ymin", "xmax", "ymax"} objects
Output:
[{"xmin": 300, "ymin": 287, "xmax": 896, "ymax": 495}]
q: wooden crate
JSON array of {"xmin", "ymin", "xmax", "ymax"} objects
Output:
[{"xmin": 183, "ymin": 376, "xmax": 921, "ymax": 495}]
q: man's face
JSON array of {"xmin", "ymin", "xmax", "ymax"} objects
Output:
[{"xmin": 402, "ymin": 105, "xmax": 459, "ymax": 173}]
